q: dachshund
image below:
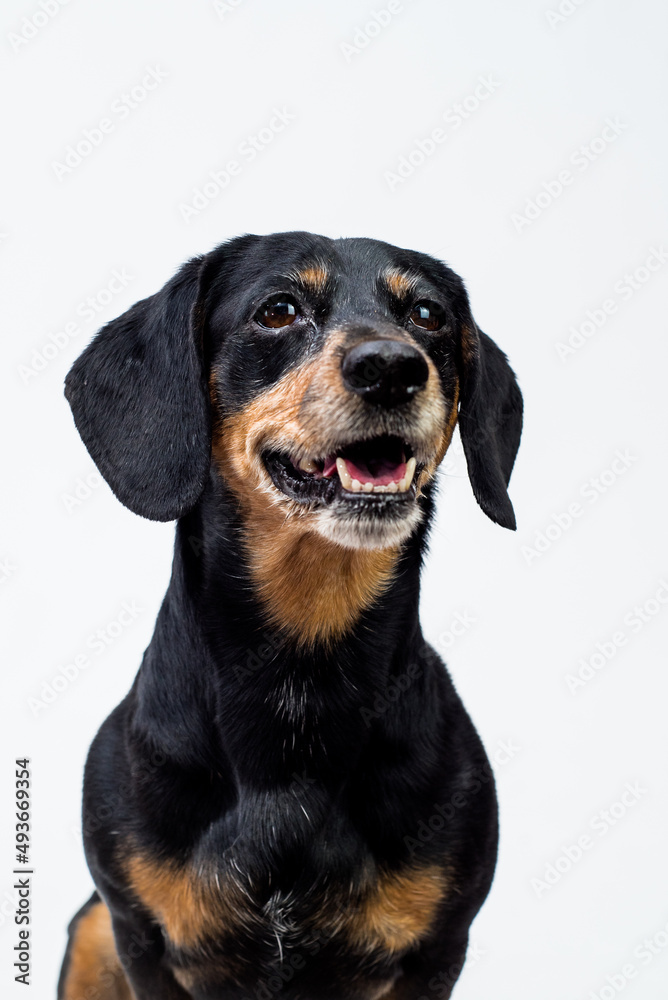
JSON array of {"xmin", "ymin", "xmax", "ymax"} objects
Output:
[{"xmin": 58, "ymin": 231, "xmax": 522, "ymax": 1000}]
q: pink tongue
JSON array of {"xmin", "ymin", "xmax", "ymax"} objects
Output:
[
  {"xmin": 334, "ymin": 458, "xmax": 406, "ymax": 486},
  {"xmin": 322, "ymin": 453, "xmax": 407, "ymax": 485},
  {"xmin": 344, "ymin": 456, "xmax": 406, "ymax": 486}
]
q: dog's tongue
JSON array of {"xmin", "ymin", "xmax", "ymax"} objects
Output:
[{"xmin": 323, "ymin": 454, "xmax": 407, "ymax": 486}]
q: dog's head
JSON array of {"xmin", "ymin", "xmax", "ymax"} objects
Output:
[{"xmin": 65, "ymin": 232, "xmax": 522, "ymax": 552}]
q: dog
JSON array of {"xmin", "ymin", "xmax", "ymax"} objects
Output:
[{"xmin": 58, "ymin": 231, "xmax": 522, "ymax": 1000}]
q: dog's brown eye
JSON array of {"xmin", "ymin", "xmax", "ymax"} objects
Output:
[
  {"xmin": 255, "ymin": 295, "xmax": 299, "ymax": 329},
  {"xmin": 410, "ymin": 300, "xmax": 445, "ymax": 332}
]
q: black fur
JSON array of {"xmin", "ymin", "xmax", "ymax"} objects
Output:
[
  {"xmin": 65, "ymin": 257, "xmax": 211, "ymax": 521},
  {"xmin": 59, "ymin": 232, "xmax": 522, "ymax": 1000}
]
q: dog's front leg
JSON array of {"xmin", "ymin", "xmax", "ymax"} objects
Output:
[
  {"xmin": 110, "ymin": 911, "xmax": 193, "ymax": 1000},
  {"xmin": 379, "ymin": 933, "xmax": 470, "ymax": 1000},
  {"xmin": 58, "ymin": 890, "xmax": 193, "ymax": 1000}
]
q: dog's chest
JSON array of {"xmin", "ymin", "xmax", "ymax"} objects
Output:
[{"xmin": 124, "ymin": 820, "xmax": 451, "ymax": 996}]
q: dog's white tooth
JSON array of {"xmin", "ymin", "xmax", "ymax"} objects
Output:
[
  {"xmin": 351, "ymin": 479, "xmax": 363, "ymax": 492},
  {"xmin": 405, "ymin": 457, "xmax": 417, "ymax": 488},
  {"xmin": 387, "ymin": 482, "xmax": 399, "ymax": 493},
  {"xmin": 336, "ymin": 457, "xmax": 353, "ymax": 490},
  {"xmin": 372, "ymin": 484, "xmax": 387, "ymax": 493},
  {"xmin": 362, "ymin": 481, "xmax": 374, "ymax": 493}
]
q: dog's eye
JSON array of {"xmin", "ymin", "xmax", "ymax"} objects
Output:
[
  {"xmin": 255, "ymin": 295, "xmax": 299, "ymax": 329},
  {"xmin": 409, "ymin": 300, "xmax": 445, "ymax": 332}
]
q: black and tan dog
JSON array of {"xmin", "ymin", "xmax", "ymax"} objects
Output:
[{"xmin": 58, "ymin": 231, "xmax": 522, "ymax": 1000}]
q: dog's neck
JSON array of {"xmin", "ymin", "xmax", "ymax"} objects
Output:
[
  {"xmin": 228, "ymin": 504, "xmax": 401, "ymax": 649},
  {"xmin": 133, "ymin": 475, "xmax": 432, "ymax": 787}
]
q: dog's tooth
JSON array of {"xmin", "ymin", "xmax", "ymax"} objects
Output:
[
  {"xmin": 396, "ymin": 463, "xmax": 414, "ymax": 492},
  {"xmin": 387, "ymin": 482, "xmax": 398, "ymax": 493},
  {"xmin": 299, "ymin": 457, "xmax": 318, "ymax": 473},
  {"xmin": 372, "ymin": 484, "xmax": 387, "ymax": 493},
  {"xmin": 351, "ymin": 479, "xmax": 363, "ymax": 492},
  {"xmin": 336, "ymin": 457, "xmax": 353, "ymax": 490},
  {"xmin": 362, "ymin": 481, "xmax": 374, "ymax": 493}
]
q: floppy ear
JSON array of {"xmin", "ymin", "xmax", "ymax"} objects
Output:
[
  {"xmin": 457, "ymin": 324, "xmax": 523, "ymax": 530},
  {"xmin": 64, "ymin": 257, "xmax": 211, "ymax": 521}
]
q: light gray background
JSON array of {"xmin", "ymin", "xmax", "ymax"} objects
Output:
[{"xmin": 2, "ymin": 1, "xmax": 668, "ymax": 997}]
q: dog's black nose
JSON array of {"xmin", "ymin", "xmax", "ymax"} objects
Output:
[{"xmin": 341, "ymin": 339, "xmax": 429, "ymax": 407}]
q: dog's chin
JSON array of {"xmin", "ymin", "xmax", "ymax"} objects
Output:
[
  {"xmin": 262, "ymin": 435, "xmax": 428, "ymax": 551},
  {"xmin": 311, "ymin": 500, "xmax": 424, "ymax": 551}
]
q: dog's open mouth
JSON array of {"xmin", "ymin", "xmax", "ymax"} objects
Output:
[{"xmin": 264, "ymin": 435, "xmax": 419, "ymax": 506}]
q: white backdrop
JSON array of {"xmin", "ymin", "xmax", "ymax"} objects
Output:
[{"xmin": 2, "ymin": 1, "xmax": 668, "ymax": 997}]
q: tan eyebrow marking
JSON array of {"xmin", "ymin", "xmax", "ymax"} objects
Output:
[
  {"xmin": 287, "ymin": 265, "xmax": 330, "ymax": 293},
  {"xmin": 382, "ymin": 268, "xmax": 420, "ymax": 298}
]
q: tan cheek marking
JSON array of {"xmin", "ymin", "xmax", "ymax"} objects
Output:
[
  {"xmin": 211, "ymin": 353, "xmax": 400, "ymax": 648},
  {"xmin": 212, "ymin": 359, "xmax": 322, "ymax": 487},
  {"xmin": 209, "ymin": 332, "xmax": 452, "ymax": 647},
  {"xmin": 61, "ymin": 900, "xmax": 132, "ymax": 1000},
  {"xmin": 416, "ymin": 379, "xmax": 459, "ymax": 495},
  {"xmin": 216, "ymin": 394, "xmax": 399, "ymax": 647},
  {"xmin": 124, "ymin": 851, "xmax": 242, "ymax": 951}
]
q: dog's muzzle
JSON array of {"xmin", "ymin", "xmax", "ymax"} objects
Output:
[{"xmin": 262, "ymin": 338, "xmax": 438, "ymax": 511}]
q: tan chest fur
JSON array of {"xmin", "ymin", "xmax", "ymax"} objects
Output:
[{"xmin": 123, "ymin": 846, "xmax": 451, "ymax": 958}]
